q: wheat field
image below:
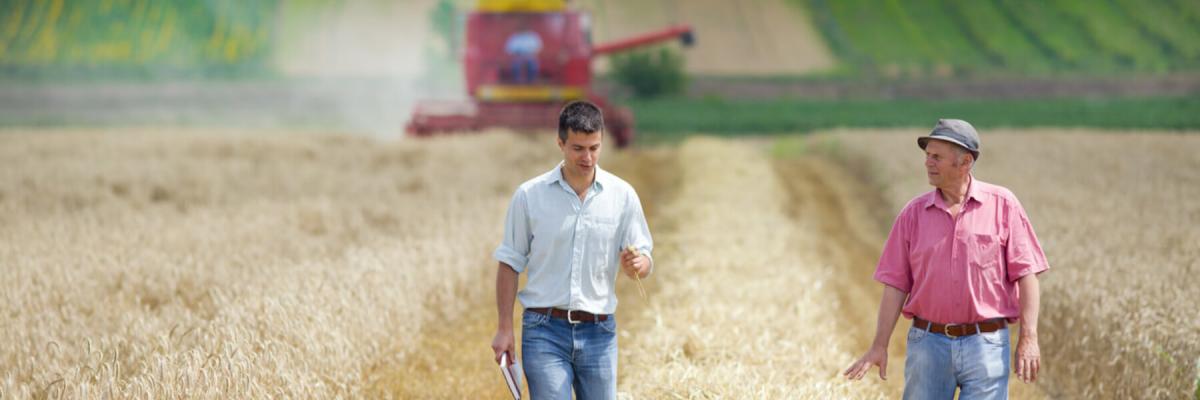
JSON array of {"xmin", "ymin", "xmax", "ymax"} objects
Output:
[
  {"xmin": 0, "ymin": 128, "xmax": 557, "ymax": 398},
  {"xmin": 1, "ymin": 128, "xmax": 1195, "ymax": 399}
]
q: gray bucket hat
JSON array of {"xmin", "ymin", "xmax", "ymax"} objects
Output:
[{"xmin": 918, "ymin": 118, "xmax": 980, "ymax": 160}]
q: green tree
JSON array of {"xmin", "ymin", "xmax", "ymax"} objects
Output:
[{"xmin": 610, "ymin": 47, "xmax": 686, "ymax": 99}]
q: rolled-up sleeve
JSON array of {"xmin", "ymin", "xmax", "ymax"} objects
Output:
[
  {"xmin": 874, "ymin": 208, "xmax": 913, "ymax": 293},
  {"xmin": 622, "ymin": 189, "xmax": 654, "ymax": 275},
  {"xmin": 494, "ymin": 188, "xmax": 532, "ymax": 273},
  {"xmin": 1005, "ymin": 198, "xmax": 1049, "ymax": 282}
]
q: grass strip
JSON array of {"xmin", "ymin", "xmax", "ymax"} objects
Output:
[{"xmin": 631, "ymin": 96, "xmax": 1200, "ymax": 141}]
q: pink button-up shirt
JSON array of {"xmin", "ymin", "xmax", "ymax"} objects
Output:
[{"xmin": 874, "ymin": 177, "xmax": 1048, "ymax": 324}]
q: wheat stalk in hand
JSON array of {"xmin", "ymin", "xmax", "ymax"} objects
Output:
[{"xmin": 625, "ymin": 245, "xmax": 648, "ymax": 300}]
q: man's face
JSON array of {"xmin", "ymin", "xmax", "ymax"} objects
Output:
[
  {"xmin": 558, "ymin": 129, "xmax": 602, "ymax": 178},
  {"xmin": 924, "ymin": 139, "xmax": 969, "ymax": 187}
]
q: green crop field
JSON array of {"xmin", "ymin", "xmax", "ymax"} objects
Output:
[
  {"xmin": 0, "ymin": 0, "xmax": 279, "ymax": 79},
  {"xmin": 6, "ymin": 0, "xmax": 1200, "ymax": 80},
  {"xmin": 798, "ymin": 0, "xmax": 1200, "ymax": 77},
  {"xmin": 629, "ymin": 96, "xmax": 1200, "ymax": 141}
]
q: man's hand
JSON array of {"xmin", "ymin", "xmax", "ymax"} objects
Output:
[
  {"xmin": 620, "ymin": 247, "xmax": 649, "ymax": 279},
  {"xmin": 1015, "ymin": 334, "xmax": 1040, "ymax": 383},
  {"xmin": 844, "ymin": 346, "xmax": 888, "ymax": 381},
  {"xmin": 1015, "ymin": 273, "xmax": 1041, "ymax": 383},
  {"xmin": 492, "ymin": 329, "xmax": 516, "ymax": 364}
]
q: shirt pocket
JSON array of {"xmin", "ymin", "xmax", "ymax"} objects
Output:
[
  {"xmin": 588, "ymin": 215, "xmax": 620, "ymax": 252},
  {"xmin": 968, "ymin": 233, "xmax": 1003, "ymax": 282},
  {"xmin": 588, "ymin": 215, "xmax": 620, "ymax": 293}
]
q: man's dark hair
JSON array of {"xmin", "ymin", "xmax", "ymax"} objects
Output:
[{"xmin": 558, "ymin": 101, "xmax": 604, "ymax": 142}]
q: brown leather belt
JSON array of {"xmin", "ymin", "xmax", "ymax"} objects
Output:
[
  {"xmin": 528, "ymin": 307, "xmax": 609, "ymax": 323},
  {"xmin": 914, "ymin": 317, "xmax": 1006, "ymax": 338}
]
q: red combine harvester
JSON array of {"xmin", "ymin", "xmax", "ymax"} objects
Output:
[{"xmin": 405, "ymin": 0, "xmax": 693, "ymax": 147}]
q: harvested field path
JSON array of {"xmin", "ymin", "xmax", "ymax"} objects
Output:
[
  {"xmin": 611, "ymin": 138, "xmax": 889, "ymax": 398},
  {"xmin": 376, "ymin": 138, "xmax": 887, "ymax": 397}
]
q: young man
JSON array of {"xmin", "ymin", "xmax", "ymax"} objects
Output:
[
  {"xmin": 844, "ymin": 119, "xmax": 1048, "ymax": 399},
  {"xmin": 491, "ymin": 100, "xmax": 653, "ymax": 399}
]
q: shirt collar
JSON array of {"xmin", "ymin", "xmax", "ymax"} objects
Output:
[
  {"xmin": 925, "ymin": 174, "xmax": 982, "ymax": 210},
  {"xmin": 547, "ymin": 161, "xmax": 606, "ymax": 193}
]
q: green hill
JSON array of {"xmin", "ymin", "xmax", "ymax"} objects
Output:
[
  {"xmin": 0, "ymin": 0, "xmax": 278, "ymax": 79},
  {"xmin": 798, "ymin": 0, "xmax": 1200, "ymax": 77},
  {"xmin": 6, "ymin": 0, "xmax": 1200, "ymax": 80}
]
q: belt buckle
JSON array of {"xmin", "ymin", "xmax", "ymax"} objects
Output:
[
  {"xmin": 566, "ymin": 309, "xmax": 581, "ymax": 324},
  {"xmin": 943, "ymin": 323, "xmax": 958, "ymax": 338}
]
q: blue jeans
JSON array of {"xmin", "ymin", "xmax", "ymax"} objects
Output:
[
  {"xmin": 521, "ymin": 310, "xmax": 617, "ymax": 400},
  {"xmin": 511, "ymin": 57, "xmax": 539, "ymax": 84},
  {"xmin": 904, "ymin": 325, "xmax": 1011, "ymax": 400}
]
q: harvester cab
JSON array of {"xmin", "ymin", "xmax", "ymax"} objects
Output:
[{"xmin": 406, "ymin": 0, "xmax": 694, "ymax": 148}]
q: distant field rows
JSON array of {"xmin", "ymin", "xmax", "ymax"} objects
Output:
[
  {"xmin": 0, "ymin": 0, "xmax": 437, "ymax": 79},
  {"xmin": 1, "ymin": 0, "xmax": 834, "ymax": 78},
  {"xmin": 799, "ymin": 0, "xmax": 1200, "ymax": 75},
  {"xmin": 581, "ymin": 0, "xmax": 835, "ymax": 75},
  {"xmin": 0, "ymin": 0, "xmax": 276, "ymax": 76},
  {"xmin": 6, "ymin": 0, "xmax": 1200, "ymax": 78}
]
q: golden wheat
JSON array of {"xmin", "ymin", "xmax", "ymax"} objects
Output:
[
  {"xmin": 4, "ymin": 127, "xmax": 1192, "ymax": 399},
  {"xmin": 0, "ymin": 128, "xmax": 555, "ymax": 398}
]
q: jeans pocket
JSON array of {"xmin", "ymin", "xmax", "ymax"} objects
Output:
[
  {"xmin": 907, "ymin": 327, "xmax": 928, "ymax": 344},
  {"xmin": 981, "ymin": 329, "xmax": 1008, "ymax": 346},
  {"xmin": 522, "ymin": 310, "xmax": 549, "ymax": 329},
  {"xmin": 598, "ymin": 317, "xmax": 618, "ymax": 334}
]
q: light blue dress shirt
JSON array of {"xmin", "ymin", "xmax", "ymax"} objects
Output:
[{"xmin": 494, "ymin": 162, "xmax": 653, "ymax": 315}]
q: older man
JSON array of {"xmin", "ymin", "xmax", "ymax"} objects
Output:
[{"xmin": 844, "ymin": 119, "xmax": 1049, "ymax": 399}]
